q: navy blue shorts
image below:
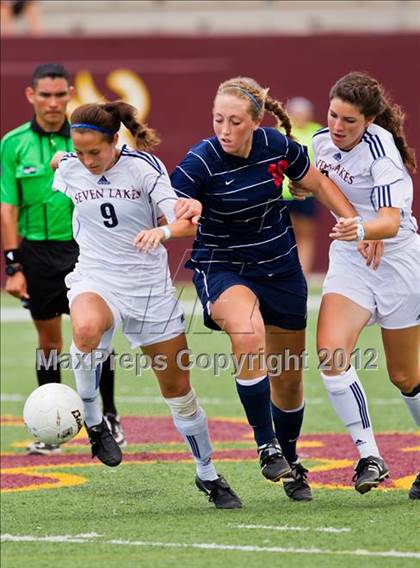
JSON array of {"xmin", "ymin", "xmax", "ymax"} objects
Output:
[
  {"xmin": 287, "ymin": 197, "xmax": 316, "ymax": 218},
  {"xmin": 192, "ymin": 267, "xmax": 307, "ymax": 331}
]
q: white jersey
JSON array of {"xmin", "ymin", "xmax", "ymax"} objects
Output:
[
  {"xmin": 313, "ymin": 123, "xmax": 418, "ymax": 251},
  {"xmin": 53, "ymin": 145, "xmax": 178, "ymax": 295}
]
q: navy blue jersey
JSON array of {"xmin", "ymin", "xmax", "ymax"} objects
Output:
[{"xmin": 170, "ymin": 127, "xmax": 310, "ymax": 277}]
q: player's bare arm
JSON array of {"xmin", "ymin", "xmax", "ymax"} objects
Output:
[
  {"xmin": 1, "ymin": 203, "xmax": 29, "ymax": 299},
  {"xmin": 330, "ymin": 207, "xmax": 400, "ymax": 241},
  {"xmin": 295, "ymin": 165, "xmax": 357, "ymax": 218},
  {"xmin": 133, "ymin": 219, "xmax": 197, "ymax": 252},
  {"xmin": 174, "ymin": 197, "xmax": 202, "ymax": 225}
]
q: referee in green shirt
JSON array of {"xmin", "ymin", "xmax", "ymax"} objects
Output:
[{"xmin": 1, "ymin": 63, "xmax": 125, "ymax": 453}]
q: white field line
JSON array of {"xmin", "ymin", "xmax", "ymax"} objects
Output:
[
  {"xmin": 231, "ymin": 524, "xmax": 351, "ymax": 534},
  {"xmin": 1, "ymin": 534, "xmax": 419, "ymax": 559},
  {"xmin": 1, "ymin": 297, "xmax": 321, "ymax": 323},
  {"xmin": 0, "ymin": 393, "xmax": 403, "ymax": 406}
]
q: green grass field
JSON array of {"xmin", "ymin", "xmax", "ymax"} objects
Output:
[{"xmin": 1, "ymin": 285, "xmax": 419, "ymax": 568}]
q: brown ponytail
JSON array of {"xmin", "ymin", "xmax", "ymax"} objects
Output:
[
  {"xmin": 71, "ymin": 101, "xmax": 160, "ymax": 152},
  {"xmin": 216, "ymin": 76, "xmax": 294, "ymax": 139},
  {"xmin": 329, "ymin": 72, "xmax": 417, "ymax": 172}
]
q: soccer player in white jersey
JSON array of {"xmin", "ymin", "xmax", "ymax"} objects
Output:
[
  {"xmin": 294, "ymin": 72, "xmax": 419, "ymax": 499},
  {"xmin": 171, "ymin": 77, "xmax": 358, "ymax": 501},
  {"xmin": 53, "ymin": 101, "xmax": 241, "ymax": 509}
]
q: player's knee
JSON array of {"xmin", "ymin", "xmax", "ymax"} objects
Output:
[
  {"xmin": 231, "ymin": 328, "xmax": 265, "ymax": 359},
  {"xmin": 389, "ymin": 371, "xmax": 417, "ymax": 394},
  {"xmin": 37, "ymin": 341, "xmax": 63, "ymax": 355},
  {"xmin": 73, "ymin": 322, "xmax": 103, "ymax": 351},
  {"xmin": 164, "ymin": 388, "xmax": 199, "ymax": 418},
  {"xmin": 317, "ymin": 339, "xmax": 351, "ymax": 372}
]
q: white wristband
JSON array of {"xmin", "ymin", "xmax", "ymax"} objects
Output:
[
  {"xmin": 160, "ymin": 225, "xmax": 172, "ymax": 241},
  {"xmin": 356, "ymin": 223, "xmax": 365, "ymax": 241}
]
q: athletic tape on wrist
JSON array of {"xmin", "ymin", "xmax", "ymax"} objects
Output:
[{"xmin": 161, "ymin": 225, "xmax": 172, "ymax": 241}]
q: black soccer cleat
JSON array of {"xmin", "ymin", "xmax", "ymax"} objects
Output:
[
  {"xmin": 282, "ymin": 462, "xmax": 313, "ymax": 501},
  {"xmin": 104, "ymin": 412, "xmax": 127, "ymax": 447},
  {"xmin": 353, "ymin": 455, "xmax": 389, "ymax": 494},
  {"xmin": 195, "ymin": 475, "xmax": 242, "ymax": 509},
  {"xmin": 86, "ymin": 418, "xmax": 122, "ymax": 467},
  {"xmin": 258, "ymin": 438, "xmax": 292, "ymax": 482},
  {"xmin": 408, "ymin": 472, "xmax": 420, "ymax": 500}
]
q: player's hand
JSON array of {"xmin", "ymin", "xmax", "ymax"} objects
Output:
[
  {"xmin": 133, "ymin": 228, "xmax": 166, "ymax": 252},
  {"xmin": 5, "ymin": 271, "xmax": 30, "ymax": 300},
  {"xmin": 175, "ymin": 198, "xmax": 202, "ymax": 225},
  {"xmin": 358, "ymin": 240, "xmax": 383, "ymax": 270},
  {"xmin": 329, "ymin": 217, "xmax": 362, "ymax": 241},
  {"xmin": 50, "ymin": 151, "xmax": 66, "ymax": 171},
  {"xmin": 288, "ymin": 181, "xmax": 312, "ymax": 201},
  {"xmin": 157, "ymin": 215, "xmax": 168, "ymax": 227}
]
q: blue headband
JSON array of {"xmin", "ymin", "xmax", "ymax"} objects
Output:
[
  {"xmin": 71, "ymin": 123, "xmax": 116, "ymax": 135},
  {"xmin": 227, "ymin": 85, "xmax": 263, "ymax": 112}
]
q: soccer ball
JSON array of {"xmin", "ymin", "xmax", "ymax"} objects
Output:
[{"xmin": 23, "ymin": 383, "xmax": 85, "ymax": 445}]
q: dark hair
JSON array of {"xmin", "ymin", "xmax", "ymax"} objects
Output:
[
  {"xmin": 32, "ymin": 63, "xmax": 71, "ymax": 87},
  {"xmin": 70, "ymin": 101, "xmax": 160, "ymax": 151},
  {"xmin": 330, "ymin": 72, "xmax": 416, "ymax": 173},
  {"xmin": 216, "ymin": 76, "xmax": 294, "ymax": 139}
]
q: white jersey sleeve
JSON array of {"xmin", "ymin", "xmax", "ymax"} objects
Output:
[
  {"xmin": 143, "ymin": 159, "xmax": 178, "ymax": 223},
  {"xmin": 53, "ymin": 154, "xmax": 74, "ymax": 194},
  {"xmin": 371, "ymin": 157, "xmax": 406, "ymax": 208}
]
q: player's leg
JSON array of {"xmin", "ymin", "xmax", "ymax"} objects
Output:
[
  {"xmin": 210, "ymin": 285, "xmax": 291, "ymax": 481},
  {"xmin": 381, "ymin": 325, "xmax": 420, "ymax": 499},
  {"xmin": 25, "ymin": 277, "xmax": 64, "ymax": 453},
  {"xmin": 141, "ymin": 333, "xmax": 241, "ymax": 509},
  {"xmin": 289, "ymin": 213, "xmax": 316, "ymax": 276},
  {"xmin": 318, "ymin": 293, "xmax": 388, "ymax": 493},
  {"xmin": 100, "ymin": 354, "xmax": 126, "ymax": 447},
  {"xmin": 70, "ymin": 292, "xmax": 121, "ymax": 466},
  {"xmin": 266, "ymin": 325, "xmax": 311, "ymax": 500},
  {"xmin": 33, "ymin": 316, "xmax": 63, "ymax": 385}
]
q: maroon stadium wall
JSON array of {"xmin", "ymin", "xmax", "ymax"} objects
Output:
[{"xmin": 1, "ymin": 34, "xmax": 419, "ymax": 278}]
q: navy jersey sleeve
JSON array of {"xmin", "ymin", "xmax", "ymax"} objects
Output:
[
  {"xmin": 170, "ymin": 151, "xmax": 208, "ymax": 200},
  {"xmin": 284, "ymin": 137, "xmax": 310, "ymax": 181}
]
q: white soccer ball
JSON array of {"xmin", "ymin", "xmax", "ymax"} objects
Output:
[{"xmin": 23, "ymin": 383, "xmax": 85, "ymax": 445}]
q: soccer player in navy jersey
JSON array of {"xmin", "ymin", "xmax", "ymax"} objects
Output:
[
  {"xmin": 293, "ymin": 73, "xmax": 420, "ymax": 499},
  {"xmin": 52, "ymin": 101, "xmax": 241, "ymax": 509},
  {"xmin": 171, "ymin": 76, "xmax": 357, "ymax": 501}
]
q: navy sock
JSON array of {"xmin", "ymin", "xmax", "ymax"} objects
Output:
[
  {"xmin": 36, "ymin": 364, "xmax": 61, "ymax": 386},
  {"xmin": 99, "ymin": 352, "xmax": 117, "ymax": 415},
  {"xmin": 236, "ymin": 377, "xmax": 275, "ymax": 447},
  {"xmin": 271, "ymin": 402, "xmax": 305, "ymax": 464}
]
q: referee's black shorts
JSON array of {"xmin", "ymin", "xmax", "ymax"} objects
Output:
[{"xmin": 20, "ymin": 238, "xmax": 79, "ymax": 320}]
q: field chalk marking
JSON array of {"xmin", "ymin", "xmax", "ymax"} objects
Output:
[
  {"xmin": 231, "ymin": 524, "xmax": 351, "ymax": 533},
  {"xmin": 1, "ymin": 534, "xmax": 419, "ymax": 559}
]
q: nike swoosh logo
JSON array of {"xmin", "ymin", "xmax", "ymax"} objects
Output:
[{"xmin": 225, "ymin": 179, "xmax": 234, "ymax": 185}]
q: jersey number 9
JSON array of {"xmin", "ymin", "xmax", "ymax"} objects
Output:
[{"xmin": 100, "ymin": 203, "xmax": 118, "ymax": 228}]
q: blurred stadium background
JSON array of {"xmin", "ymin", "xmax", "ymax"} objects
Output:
[
  {"xmin": 2, "ymin": 4, "xmax": 420, "ymax": 565},
  {"xmin": 1, "ymin": 0, "xmax": 419, "ymax": 278}
]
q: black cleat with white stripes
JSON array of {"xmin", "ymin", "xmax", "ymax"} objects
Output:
[{"xmin": 353, "ymin": 456, "xmax": 389, "ymax": 494}]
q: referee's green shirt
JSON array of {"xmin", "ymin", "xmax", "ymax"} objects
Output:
[{"xmin": 1, "ymin": 118, "xmax": 74, "ymax": 241}]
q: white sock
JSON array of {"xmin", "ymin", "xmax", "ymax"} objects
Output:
[
  {"xmin": 165, "ymin": 391, "xmax": 218, "ymax": 481},
  {"xmin": 401, "ymin": 387, "xmax": 420, "ymax": 426},
  {"xmin": 70, "ymin": 342, "xmax": 103, "ymax": 428},
  {"xmin": 321, "ymin": 366, "xmax": 380, "ymax": 458}
]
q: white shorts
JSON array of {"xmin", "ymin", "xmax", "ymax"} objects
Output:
[
  {"xmin": 323, "ymin": 235, "xmax": 420, "ymax": 329},
  {"xmin": 65, "ymin": 270, "xmax": 185, "ymax": 348}
]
